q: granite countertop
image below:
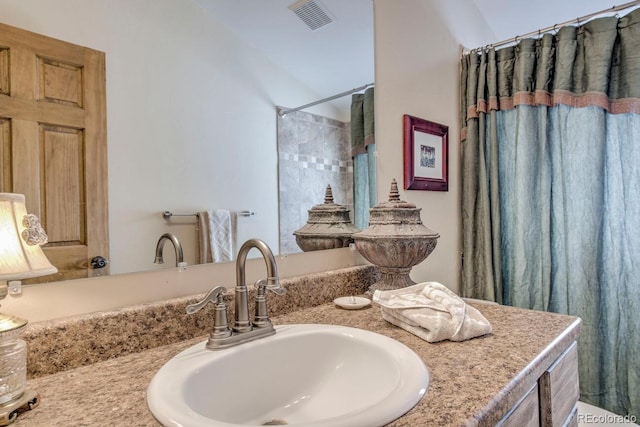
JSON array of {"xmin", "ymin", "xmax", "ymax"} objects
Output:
[{"xmin": 14, "ymin": 299, "xmax": 581, "ymax": 427}]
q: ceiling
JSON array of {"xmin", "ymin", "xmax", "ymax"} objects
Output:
[
  {"xmin": 192, "ymin": 0, "xmax": 633, "ymax": 115},
  {"xmin": 192, "ymin": 0, "xmax": 374, "ymax": 115},
  {"xmin": 473, "ymin": 0, "xmax": 625, "ymax": 42}
]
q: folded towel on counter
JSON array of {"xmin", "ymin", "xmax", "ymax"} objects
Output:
[{"xmin": 372, "ymin": 282, "xmax": 492, "ymax": 343}]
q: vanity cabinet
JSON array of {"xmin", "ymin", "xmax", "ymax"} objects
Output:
[{"xmin": 499, "ymin": 342, "xmax": 579, "ymax": 427}]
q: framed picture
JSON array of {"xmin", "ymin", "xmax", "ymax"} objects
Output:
[{"xmin": 403, "ymin": 114, "xmax": 448, "ymax": 191}]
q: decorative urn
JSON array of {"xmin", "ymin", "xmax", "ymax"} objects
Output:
[
  {"xmin": 352, "ymin": 179, "xmax": 439, "ymax": 292},
  {"xmin": 293, "ymin": 185, "xmax": 360, "ymax": 252}
]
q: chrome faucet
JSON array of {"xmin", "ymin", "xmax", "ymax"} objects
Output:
[
  {"xmin": 186, "ymin": 238, "xmax": 286, "ymax": 350},
  {"xmin": 153, "ymin": 233, "xmax": 184, "ymax": 267}
]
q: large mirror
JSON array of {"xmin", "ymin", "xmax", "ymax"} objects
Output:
[{"xmin": 0, "ymin": 0, "xmax": 374, "ymax": 281}]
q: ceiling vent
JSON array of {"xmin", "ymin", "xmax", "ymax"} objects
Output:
[{"xmin": 288, "ymin": 0, "xmax": 334, "ymax": 31}]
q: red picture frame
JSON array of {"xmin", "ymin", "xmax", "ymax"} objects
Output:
[{"xmin": 403, "ymin": 114, "xmax": 448, "ymax": 191}]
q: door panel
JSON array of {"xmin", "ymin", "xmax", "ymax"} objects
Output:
[
  {"xmin": 0, "ymin": 47, "xmax": 8, "ymax": 94},
  {"xmin": 38, "ymin": 57, "xmax": 84, "ymax": 107},
  {"xmin": 41, "ymin": 124, "xmax": 85, "ymax": 244},
  {"xmin": 0, "ymin": 119, "xmax": 11, "ymax": 189},
  {"xmin": 0, "ymin": 22, "xmax": 108, "ymax": 282}
]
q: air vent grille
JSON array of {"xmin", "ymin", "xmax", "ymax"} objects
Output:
[{"xmin": 288, "ymin": 0, "xmax": 334, "ymax": 31}]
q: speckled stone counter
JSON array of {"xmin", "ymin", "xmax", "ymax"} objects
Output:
[
  {"xmin": 23, "ymin": 265, "xmax": 377, "ymax": 378},
  {"xmin": 14, "ymin": 296, "xmax": 581, "ymax": 427}
]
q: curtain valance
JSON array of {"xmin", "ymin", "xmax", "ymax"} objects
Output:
[{"xmin": 461, "ymin": 7, "xmax": 640, "ymax": 138}]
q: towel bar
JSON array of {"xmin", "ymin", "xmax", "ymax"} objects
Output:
[{"xmin": 162, "ymin": 210, "xmax": 254, "ymax": 220}]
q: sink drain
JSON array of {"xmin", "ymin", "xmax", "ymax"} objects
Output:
[{"xmin": 262, "ymin": 420, "xmax": 288, "ymax": 426}]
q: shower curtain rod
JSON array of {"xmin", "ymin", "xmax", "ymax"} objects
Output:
[
  {"xmin": 277, "ymin": 82, "xmax": 374, "ymax": 117},
  {"xmin": 466, "ymin": 0, "xmax": 640, "ymax": 53}
]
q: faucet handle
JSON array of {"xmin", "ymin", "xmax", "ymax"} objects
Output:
[
  {"xmin": 186, "ymin": 286, "xmax": 232, "ymax": 339},
  {"xmin": 253, "ymin": 280, "xmax": 270, "ymax": 328},
  {"xmin": 252, "ymin": 279, "xmax": 286, "ymax": 329},
  {"xmin": 186, "ymin": 286, "xmax": 227, "ymax": 314}
]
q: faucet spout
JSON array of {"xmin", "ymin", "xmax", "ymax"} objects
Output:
[
  {"xmin": 154, "ymin": 233, "xmax": 184, "ymax": 267},
  {"xmin": 235, "ymin": 238, "xmax": 279, "ymax": 290},
  {"xmin": 233, "ymin": 238, "xmax": 283, "ymax": 332},
  {"xmin": 187, "ymin": 238, "xmax": 286, "ymax": 350}
]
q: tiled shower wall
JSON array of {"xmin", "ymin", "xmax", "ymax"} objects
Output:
[{"xmin": 277, "ymin": 110, "xmax": 353, "ymax": 254}]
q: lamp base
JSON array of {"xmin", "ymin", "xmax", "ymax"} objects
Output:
[{"xmin": 0, "ymin": 389, "xmax": 39, "ymax": 426}]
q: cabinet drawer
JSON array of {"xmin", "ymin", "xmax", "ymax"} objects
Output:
[
  {"xmin": 539, "ymin": 342, "xmax": 579, "ymax": 426},
  {"xmin": 565, "ymin": 406, "xmax": 578, "ymax": 427},
  {"xmin": 498, "ymin": 384, "xmax": 540, "ymax": 427}
]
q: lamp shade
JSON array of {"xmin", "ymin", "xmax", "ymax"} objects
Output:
[{"xmin": 0, "ymin": 193, "xmax": 58, "ymax": 280}]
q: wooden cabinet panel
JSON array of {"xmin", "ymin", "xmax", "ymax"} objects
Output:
[
  {"xmin": 498, "ymin": 384, "xmax": 540, "ymax": 427},
  {"xmin": 539, "ymin": 342, "xmax": 579, "ymax": 426},
  {"xmin": 565, "ymin": 406, "xmax": 578, "ymax": 427},
  {"xmin": 497, "ymin": 340, "xmax": 580, "ymax": 427}
]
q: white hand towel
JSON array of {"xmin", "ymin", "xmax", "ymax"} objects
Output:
[
  {"xmin": 372, "ymin": 282, "xmax": 492, "ymax": 343},
  {"xmin": 207, "ymin": 209, "xmax": 237, "ymax": 263}
]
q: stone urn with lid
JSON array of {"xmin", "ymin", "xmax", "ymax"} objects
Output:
[
  {"xmin": 352, "ymin": 179, "xmax": 439, "ymax": 293},
  {"xmin": 293, "ymin": 185, "xmax": 360, "ymax": 252}
]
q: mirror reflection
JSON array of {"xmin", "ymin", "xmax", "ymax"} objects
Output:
[
  {"xmin": 0, "ymin": 0, "xmax": 374, "ymax": 283},
  {"xmin": 277, "ymin": 110, "xmax": 355, "ymax": 254}
]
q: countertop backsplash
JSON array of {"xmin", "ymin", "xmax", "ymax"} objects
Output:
[{"xmin": 23, "ymin": 264, "xmax": 378, "ymax": 378}]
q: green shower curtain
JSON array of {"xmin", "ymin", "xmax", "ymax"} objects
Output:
[
  {"xmin": 351, "ymin": 87, "xmax": 376, "ymax": 229},
  {"xmin": 460, "ymin": 9, "xmax": 640, "ymax": 418}
]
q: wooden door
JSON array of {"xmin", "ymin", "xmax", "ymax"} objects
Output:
[{"xmin": 0, "ymin": 22, "xmax": 109, "ymax": 283}]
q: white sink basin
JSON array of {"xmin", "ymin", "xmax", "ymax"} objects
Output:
[{"xmin": 147, "ymin": 324, "xmax": 429, "ymax": 427}]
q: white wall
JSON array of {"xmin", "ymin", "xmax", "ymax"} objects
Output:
[
  {"xmin": 0, "ymin": 0, "xmax": 342, "ymax": 274},
  {"xmin": 373, "ymin": 0, "xmax": 493, "ymax": 294}
]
